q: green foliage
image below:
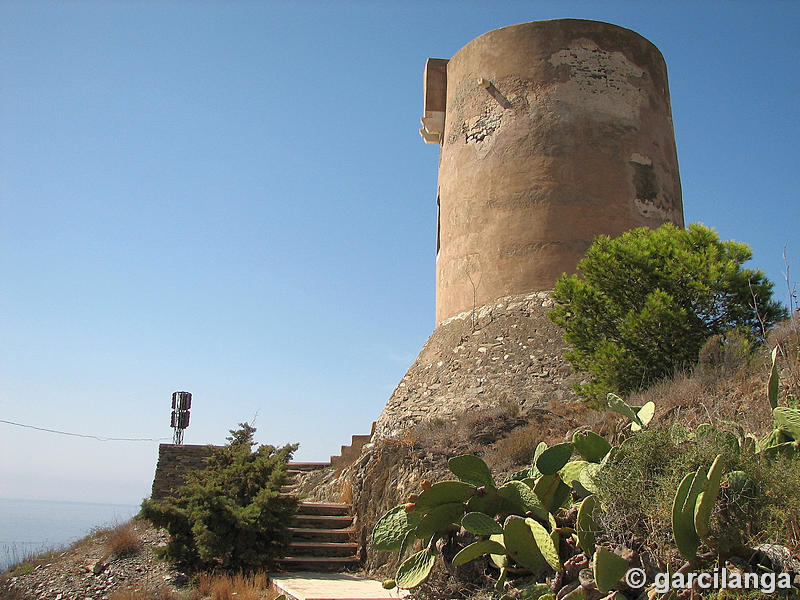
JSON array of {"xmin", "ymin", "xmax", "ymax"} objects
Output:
[
  {"xmin": 453, "ymin": 540, "xmax": 506, "ymax": 566},
  {"xmin": 396, "ymin": 549, "xmax": 437, "ymax": 589},
  {"xmin": 372, "ymin": 505, "xmax": 421, "ymax": 551},
  {"xmin": 694, "ymin": 455, "xmax": 724, "ymax": 539},
  {"xmin": 535, "ymin": 442, "xmax": 574, "ymax": 475},
  {"xmin": 141, "ymin": 423, "xmax": 298, "ymax": 571},
  {"xmin": 371, "ymin": 381, "xmax": 799, "ymax": 594},
  {"xmin": 592, "ymin": 546, "xmax": 629, "ymax": 594},
  {"xmin": 503, "ymin": 516, "xmax": 547, "ymax": 573},
  {"xmin": 576, "ymin": 495, "xmax": 599, "ymax": 557},
  {"xmin": 672, "ymin": 468, "xmax": 705, "ymax": 560},
  {"xmin": 572, "ymin": 431, "xmax": 611, "ymax": 463},
  {"xmin": 448, "ymin": 454, "xmax": 496, "ymax": 487},
  {"xmin": 462, "ymin": 511, "xmax": 503, "ymax": 535},
  {"xmin": 414, "ymin": 481, "xmax": 474, "ymax": 512},
  {"xmin": 550, "ymin": 223, "xmax": 787, "ymax": 404}
]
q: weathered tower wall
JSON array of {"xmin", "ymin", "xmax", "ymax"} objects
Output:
[{"xmin": 422, "ymin": 19, "xmax": 684, "ymax": 324}]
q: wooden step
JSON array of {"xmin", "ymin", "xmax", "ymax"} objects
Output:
[
  {"xmin": 287, "ymin": 527, "xmax": 356, "ymax": 542},
  {"xmin": 288, "ymin": 541, "xmax": 359, "ymax": 557},
  {"xmin": 277, "ymin": 555, "xmax": 359, "ymax": 571},
  {"xmin": 297, "ymin": 502, "xmax": 351, "ymax": 516},
  {"xmin": 293, "ymin": 514, "xmax": 353, "ymax": 529}
]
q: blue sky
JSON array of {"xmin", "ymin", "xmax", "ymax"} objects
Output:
[{"xmin": 1, "ymin": 1, "xmax": 798, "ymax": 504}]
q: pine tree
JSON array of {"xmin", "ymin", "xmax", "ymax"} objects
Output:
[{"xmin": 549, "ymin": 223, "xmax": 787, "ymax": 405}]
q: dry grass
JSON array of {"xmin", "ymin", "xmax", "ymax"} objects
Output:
[
  {"xmin": 105, "ymin": 523, "xmax": 141, "ymax": 559},
  {"xmin": 192, "ymin": 572, "xmax": 269, "ymax": 600}
]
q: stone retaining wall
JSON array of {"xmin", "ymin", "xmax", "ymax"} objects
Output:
[
  {"xmin": 374, "ymin": 291, "xmax": 581, "ymax": 438},
  {"xmin": 150, "ymin": 444, "xmax": 214, "ymax": 501}
]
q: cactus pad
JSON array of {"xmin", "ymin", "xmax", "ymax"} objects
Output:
[
  {"xmin": 536, "ymin": 442, "xmax": 575, "ymax": 475},
  {"xmin": 498, "ymin": 480, "xmax": 549, "ymax": 520},
  {"xmin": 414, "ymin": 480, "xmax": 475, "ymax": 512},
  {"xmin": 462, "ymin": 511, "xmax": 503, "ymax": 535},
  {"xmin": 694, "ymin": 454, "xmax": 724, "ymax": 538},
  {"xmin": 396, "ymin": 549, "xmax": 436, "ymax": 589},
  {"xmin": 559, "ymin": 460, "xmax": 589, "ymax": 486},
  {"xmin": 489, "ymin": 533, "xmax": 508, "ymax": 568},
  {"xmin": 372, "ymin": 505, "xmax": 421, "ymax": 551},
  {"xmin": 449, "ymin": 454, "xmax": 496, "ymax": 487},
  {"xmin": 415, "ymin": 502, "xmax": 466, "ymax": 539},
  {"xmin": 572, "ymin": 431, "xmax": 612, "ymax": 463},
  {"xmin": 769, "ymin": 346, "xmax": 780, "ymax": 409},
  {"xmin": 452, "ymin": 539, "xmax": 507, "ymax": 566},
  {"xmin": 774, "ymin": 407, "xmax": 800, "ymax": 440},
  {"xmin": 527, "ymin": 517, "xmax": 561, "ymax": 571},
  {"xmin": 607, "ymin": 393, "xmax": 643, "ymax": 428},
  {"xmin": 630, "ymin": 401, "xmax": 655, "ymax": 432},
  {"xmin": 593, "ymin": 546, "xmax": 629, "ymax": 593},
  {"xmin": 503, "ymin": 515, "xmax": 546, "ymax": 572},
  {"xmin": 576, "ymin": 495, "xmax": 599, "ymax": 556},
  {"xmin": 672, "ymin": 469, "xmax": 705, "ymax": 560},
  {"xmin": 534, "ymin": 474, "xmax": 571, "ymax": 513},
  {"xmin": 466, "ymin": 486, "xmax": 503, "ymax": 515},
  {"xmin": 578, "ymin": 463, "xmax": 601, "ymax": 495}
]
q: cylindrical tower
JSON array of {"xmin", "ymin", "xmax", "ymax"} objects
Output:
[{"xmin": 421, "ymin": 19, "xmax": 684, "ymax": 324}]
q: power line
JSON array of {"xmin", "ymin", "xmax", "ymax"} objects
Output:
[{"xmin": 0, "ymin": 419, "xmax": 171, "ymax": 442}]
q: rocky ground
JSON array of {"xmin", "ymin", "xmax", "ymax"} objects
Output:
[{"xmin": 0, "ymin": 520, "xmax": 186, "ymax": 600}]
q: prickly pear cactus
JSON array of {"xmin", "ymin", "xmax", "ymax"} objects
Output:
[
  {"xmin": 489, "ymin": 533, "xmax": 508, "ymax": 568},
  {"xmin": 672, "ymin": 467, "xmax": 707, "ymax": 559},
  {"xmin": 372, "ymin": 505, "xmax": 421, "ymax": 551},
  {"xmin": 576, "ymin": 495, "xmax": 599, "ymax": 557},
  {"xmin": 415, "ymin": 502, "xmax": 467, "ymax": 539},
  {"xmin": 534, "ymin": 474, "xmax": 571, "ymax": 513},
  {"xmin": 773, "ymin": 407, "xmax": 800, "ymax": 440},
  {"xmin": 449, "ymin": 454, "xmax": 496, "ymax": 487},
  {"xmin": 694, "ymin": 454, "xmax": 724, "ymax": 538},
  {"xmin": 630, "ymin": 401, "xmax": 655, "ymax": 432},
  {"xmin": 395, "ymin": 549, "xmax": 437, "ymax": 589},
  {"xmin": 498, "ymin": 480, "xmax": 548, "ymax": 520},
  {"xmin": 769, "ymin": 346, "xmax": 780, "ymax": 409},
  {"xmin": 607, "ymin": 393, "xmax": 644, "ymax": 428},
  {"xmin": 559, "ymin": 460, "xmax": 588, "ymax": 486},
  {"xmin": 462, "ymin": 511, "xmax": 503, "ymax": 535},
  {"xmin": 452, "ymin": 539, "xmax": 507, "ymax": 566},
  {"xmin": 527, "ymin": 517, "xmax": 560, "ymax": 571},
  {"xmin": 503, "ymin": 515, "xmax": 546, "ymax": 573},
  {"xmin": 414, "ymin": 480, "xmax": 475, "ymax": 512},
  {"xmin": 572, "ymin": 431, "xmax": 612, "ymax": 463},
  {"xmin": 536, "ymin": 442, "xmax": 575, "ymax": 475},
  {"xmin": 593, "ymin": 546, "xmax": 629, "ymax": 594}
]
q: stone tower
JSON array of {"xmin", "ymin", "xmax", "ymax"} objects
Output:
[{"xmin": 421, "ymin": 19, "xmax": 684, "ymax": 324}]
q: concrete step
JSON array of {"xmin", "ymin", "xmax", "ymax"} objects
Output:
[
  {"xmin": 297, "ymin": 502, "xmax": 351, "ymax": 516},
  {"xmin": 293, "ymin": 514, "xmax": 354, "ymax": 529},
  {"xmin": 288, "ymin": 541, "xmax": 359, "ymax": 557},
  {"xmin": 286, "ymin": 527, "xmax": 356, "ymax": 542},
  {"xmin": 269, "ymin": 572, "xmax": 409, "ymax": 600},
  {"xmin": 277, "ymin": 555, "xmax": 359, "ymax": 571}
]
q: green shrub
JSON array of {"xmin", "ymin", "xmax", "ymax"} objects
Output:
[
  {"xmin": 141, "ymin": 423, "xmax": 298, "ymax": 572},
  {"xmin": 593, "ymin": 424, "xmax": 800, "ymax": 567},
  {"xmin": 549, "ymin": 223, "xmax": 786, "ymax": 405}
]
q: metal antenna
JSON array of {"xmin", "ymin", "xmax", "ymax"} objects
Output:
[{"xmin": 170, "ymin": 391, "xmax": 192, "ymax": 445}]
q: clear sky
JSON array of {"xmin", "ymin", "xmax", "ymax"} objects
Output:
[{"xmin": 1, "ymin": 1, "xmax": 798, "ymax": 505}]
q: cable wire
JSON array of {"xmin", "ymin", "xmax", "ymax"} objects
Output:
[{"xmin": 0, "ymin": 419, "xmax": 171, "ymax": 442}]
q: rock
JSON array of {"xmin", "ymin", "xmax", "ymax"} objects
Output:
[{"xmin": 92, "ymin": 560, "xmax": 106, "ymax": 575}]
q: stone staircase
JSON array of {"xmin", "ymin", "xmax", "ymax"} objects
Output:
[
  {"xmin": 278, "ymin": 462, "xmax": 360, "ymax": 571},
  {"xmin": 329, "ymin": 422, "xmax": 376, "ymax": 472}
]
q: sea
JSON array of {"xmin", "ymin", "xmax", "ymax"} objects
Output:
[{"xmin": 0, "ymin": 498, "xmax": 140, "ymax": 572}]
